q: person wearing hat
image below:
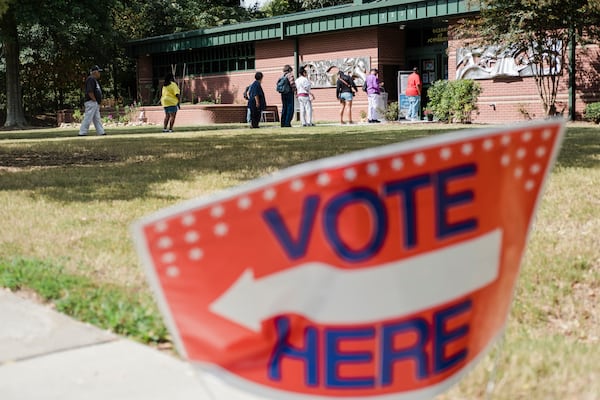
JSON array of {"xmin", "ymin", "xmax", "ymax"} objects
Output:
[
  {"xmin": 78, "ymin": 65, "xmax": 106, "ymax": 136},
  {"xmin": 406, "ymin": 67, "xmax": 422, "ymax": 121},
  {"xmin": 365, "ymin": 68, "xmax": 383, "ymax": 123}
]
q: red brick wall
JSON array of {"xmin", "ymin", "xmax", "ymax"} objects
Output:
[
  {"xmin": 139, "ymin": 104, "xmax": 280, "ymax": 126},
  {"xmin": 294, "ymin": 28, "xmax": 379, "ymax": 122},
  {"xmin": 255, "ymin": 39, "xmax": 297, "ymax": 114},
  {"xmin": 378, "ymin": 27, "xmax": 405, "ymax": 66},
  {"xmin": 448, "ymin": 20, "xmax": 600, "ymax": 123},
  {"xmin": 576, "ymin": 44, "xmax": 600, "ymax": 108},
  {"xmin": 185, "ymin": 72, "xmax": 258, "ymax": 106},
  {"xmin": 136, "ymin": 28, "xmax": 391, "ymax": 122}
]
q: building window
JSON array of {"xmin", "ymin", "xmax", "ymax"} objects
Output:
[{"xmin": 152, "ymin": 43, "xmax": 255, "ymax": 80}]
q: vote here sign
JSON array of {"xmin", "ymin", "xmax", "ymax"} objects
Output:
[{"xmin": 132, "ymin": 120, "xmax": 564, "ymax": 399}]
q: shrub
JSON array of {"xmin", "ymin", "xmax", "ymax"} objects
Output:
[
  {"xmin": 384, "ymin": 101, "xmax": 399, "ymax": 121},
  {"xmin": 72, "ymin": 108, "xmax": 83, "ymax": 123},
  {"xmin": 427, "ymin": 79, "xmax": 481, "ymax": 123},
  {"xmin": 584, "ymin": 102, "xmax": 600, "ymax": 123}
]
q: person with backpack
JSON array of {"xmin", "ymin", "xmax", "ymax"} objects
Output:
[
  {"xmin": 335, "ymin": 70, "xmax": 358, "ymax": 124},
  {"xmin": 277, "ymin": 65, "xmax": 296, "ymax": 127},
  {"xmin": 247, "ymin": 72, "xmax": 266, "ymax": 129},
  {"xmin": 365, "ymin": 68, "xmax": 383, "ymax": 123}
]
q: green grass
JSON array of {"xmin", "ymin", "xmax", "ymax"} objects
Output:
[
  {"xmin": 0, "ymin": 122, "xmax": 598, "ymax": 398},
  {"xmin": 0, "ymin": 258, "xmax": 168, "ymax": 344}
]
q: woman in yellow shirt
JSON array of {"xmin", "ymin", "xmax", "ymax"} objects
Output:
[{"xmin": 160, "ymin": 73, "xmax": 180, "ymax": 132}]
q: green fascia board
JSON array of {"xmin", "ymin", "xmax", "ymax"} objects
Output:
[{"xmin": 128, "ymin": 0, "xmax": 479, "ymax": 57}]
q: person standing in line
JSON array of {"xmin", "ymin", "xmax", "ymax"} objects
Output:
[
  {"xmin": 243, "ymin": 84, "xmax": 251, "ymax": 124},
  {"xmin": 248, "ymin": 72, "xmax": 266, "ymax": 129},
  {"xmin": 160, "ymin": 73, "xmax": 180, "ymax": 132},
  {"xmin": 365, "ymin": 68, "xmax": 383, "ymax": 123},
  {"xmin": 406, "ymin": 67, "xmax": 422, "ymax": 121},
  {"xmin": 280, "ymin": 64, "xmax": 297, "ymax": 127},
  {"xmin": 335, "ymin": 70, "xmax": 358, "ymax": 124},
  {"xmin": 78, "ymin": 65, "xmax": 105, "ymax": 136},
  {"xmin": 295, "ymin": 66, "xmax": 315, "ymax": 127}
]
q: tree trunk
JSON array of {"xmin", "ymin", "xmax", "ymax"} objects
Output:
[{"xmin": 1, "ymin": 7, "xmax": 27, "ymax": 129}]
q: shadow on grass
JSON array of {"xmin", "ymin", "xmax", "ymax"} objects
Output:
[
  {"xmin": 0, "ymin": 127, "xmax": 437, "ymax": 203},
  {"xmin": 0, "ymin": 124, "xmax": 246, "ymax": 141},
  {"xmin": 555, "ymin": 127, "xmax": 600, "ymax": 169},
  {"xmin": 0, "ymin": 124, "xmax": 596, "ymax": 203}
]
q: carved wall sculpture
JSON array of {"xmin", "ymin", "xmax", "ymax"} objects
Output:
[
  {"xmin": 301, "ymin": 56, "xmax": 370, "ymax": 88},
  {"xmin": 456, "ymin": 41, "xmax": 563, "ymax": 80}
]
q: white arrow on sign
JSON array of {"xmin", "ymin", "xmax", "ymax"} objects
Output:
[{"xmin": 210, "ymin": 229, "xmax": 502, "ymax": 332}]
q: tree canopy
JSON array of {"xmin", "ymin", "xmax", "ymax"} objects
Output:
[
  {"xmin": 0, "ymin": 0, "xmax": 255, "ymax": 128},
  {"xmin": 261, "ymin": 0, "xmax": 351, "ymax": 16}
]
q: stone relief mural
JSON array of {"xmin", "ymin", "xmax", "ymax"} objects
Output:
[
  {"xmin": 301, "ymin": 57, "xmax": 370, "ymax": 88},
  {"xmin": 456, "ymin": 41, "xmax": 562, "ymax": 80}
]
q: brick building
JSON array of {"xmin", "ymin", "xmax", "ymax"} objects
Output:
[{"xmin": 128, "ymin": 0, "xmax": 599, "ymax": 124}]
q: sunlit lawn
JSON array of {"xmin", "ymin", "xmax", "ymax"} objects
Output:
[{"xmin": 0, "ymin": 121, "xmax": 598, "ymax": 399}]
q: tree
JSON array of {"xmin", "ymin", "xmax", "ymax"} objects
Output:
[
  {"xmin": 0, "ymin": 0, "xmax": 254, "ymax": 129},
  {"xmin": 262, "ymin": 0, "xmax": 303, "ymax": 16},
  {"xmin": 0, "ymin": 6, "xmax": 26, "ymax": 128},
  {"xmin": 261, "ymin": 0, "xmax": 350, "ymax": 16},
  {"xmin": 114, "ymin": 0, "xmax": 254, "ymax": 40},
  {"xmin": 458, "ymin": 0, "xmax": 600, "ymax": 119},
  {"xmin": 0, "ymin": 0, "xmax": 116, "ymax": 128},
  {"xmin": 301, "ymin": 0, "xmax": 351, "ymax": 8}
]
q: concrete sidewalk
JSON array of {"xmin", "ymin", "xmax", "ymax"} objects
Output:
[{"xmin": 0, "ymin": 289, "xmax": 228, "ymax": 400}]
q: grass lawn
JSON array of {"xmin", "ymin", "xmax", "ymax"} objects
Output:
[{"xmin": 0, "ymin": 121, "xmax": 598, "ymax": 399}]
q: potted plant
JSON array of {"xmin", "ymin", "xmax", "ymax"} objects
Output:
[{"xmin": 424, "ymin": 109, "xmax": 434, "ymax": 121}]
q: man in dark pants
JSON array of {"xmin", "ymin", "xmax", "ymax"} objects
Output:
[
  {"xmin": 280, "ymin": 64, "xmax": 297, "ymax": 127},
  {"xmin": 247, "ymin": 72, "xmax": 266, "ymax": 128}
]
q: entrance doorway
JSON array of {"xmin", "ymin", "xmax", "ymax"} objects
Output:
[{"xmin": 405, "ymin": 24, "xmax": 449, "ymax": 115}]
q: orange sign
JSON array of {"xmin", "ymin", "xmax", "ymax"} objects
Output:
[{"xmin": 132, "ymin": 120, "xmax": 564, "ymax": 399}]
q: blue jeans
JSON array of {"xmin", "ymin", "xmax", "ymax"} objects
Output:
[
  {"xmin": 408, "ymin": 95, "xmax": 420, "ymax": 120},
  {"xmin": 281, "ymin": 92, "xmax": 294, "ymax": 127}
]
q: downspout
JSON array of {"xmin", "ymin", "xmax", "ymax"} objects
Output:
[
  {"xmin": 568, "ymin": 25, "xmax": 576, "ymax": 121},
  {"xmin": 294, "ymin": 37, "xmax": 299, "ymax": 76},
  {"xmin": 295, "ymin": 37, "xmax": 300, "ymax": 121}
]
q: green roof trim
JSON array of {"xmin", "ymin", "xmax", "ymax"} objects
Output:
[{"xmin": 128, "ymin": 0, "xmax": 479, "ymax": 56}]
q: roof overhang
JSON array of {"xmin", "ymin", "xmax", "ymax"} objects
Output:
[{"xmin": 128, "ymin": 0, "xmax": 479, "ymax": 57}]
